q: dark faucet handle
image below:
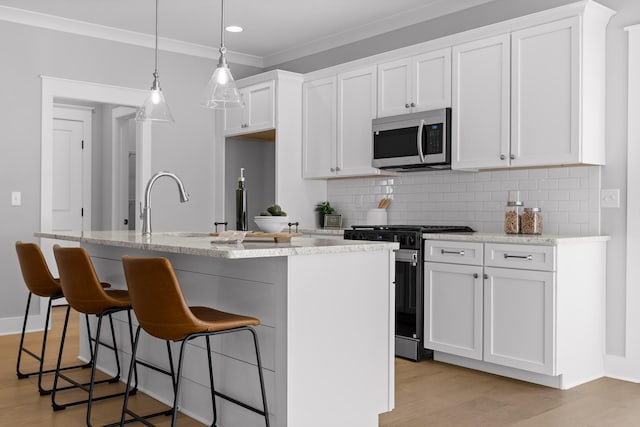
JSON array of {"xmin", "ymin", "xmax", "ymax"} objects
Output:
[
  {"xmin": 288, "ymin": 222, "xmax": 299, "ymax": 233},
  {"xmin": 214, "ymin": 221, "xmax": 228, "ymax": 232}
]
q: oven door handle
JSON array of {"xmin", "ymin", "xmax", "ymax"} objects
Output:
[
  {"xmin": 395, "ymin": 249, "xmax": 418, "ymax": 266},
  {"xmin": 417, "ymin": 119, "xmax": 425, "ymax": 163}
]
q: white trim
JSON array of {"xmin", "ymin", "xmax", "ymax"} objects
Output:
[
  {"xmin": 616, "ymin": 24, "xmax": 640, "ymax": 382},
  {"xmin": 41, "ymin": 76, "xmax": 152, "ymax": 236},
  {"xmin": 262, "ymin": 0, "xmax": 495, "ymax": 68},
  {"xmin": 0, "ymin": 5, "xmax": 263, "ymax": 68},
  {"xmin": 0, "ymin": 313, "xmax": 48, "ymax": 336}
]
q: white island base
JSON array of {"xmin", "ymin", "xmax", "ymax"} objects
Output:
[{"xmin": 39, "ymin": 232, "xmax": 396, "ymax": 427}]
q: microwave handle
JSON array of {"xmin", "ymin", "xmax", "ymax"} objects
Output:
[{"xmin": 417, "ymin": 119, "xmax": 425, "ymax": 163}]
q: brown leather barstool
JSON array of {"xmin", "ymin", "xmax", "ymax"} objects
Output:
[
  {"xmin": 52, "ymin": 245, "xmax": 170, "ymax": 427},
  {"xmin": 15, "ymin": 241, "xmax": 98, "ymax": 395},
  {"xmin": 120, "ymin": 256, "xmax": 270, "ymax": 427}
]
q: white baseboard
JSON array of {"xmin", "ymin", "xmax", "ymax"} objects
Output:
[{"xmin": 0, "ymin": 313, "xmax": 47, "ymax": 336}]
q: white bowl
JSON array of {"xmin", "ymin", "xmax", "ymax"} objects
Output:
[{"xmin": 254, "ymin": 216, "xmax": 290, "ymax": 233}]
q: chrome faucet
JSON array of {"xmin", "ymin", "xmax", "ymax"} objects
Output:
[{"xmin": 141, "ymin": 171, "xmax": 189, "ymax": 235}]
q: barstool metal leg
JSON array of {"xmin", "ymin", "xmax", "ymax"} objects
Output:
[
  {"xmin": 205, "ymin": 336, "xmax": 218, "ymax": 427},
  {"xmin": 248, "ymin": 327, "xmax": 270, "ymax": 427},
  {"xmin": 170, "ymin": 339, "xmax": 190, "ymax": 427}
]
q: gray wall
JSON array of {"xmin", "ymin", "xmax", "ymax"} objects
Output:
[
  {"xmin": 224, "ymin": 138, "xmax": 276, "ymax": 229},
  {"xmin": 268, "ymin": 0, "xmax": 638, "ymax": 358},
  {"xmin": 0, "ymin": 20, "xmax": 260, "ymax": 322}
]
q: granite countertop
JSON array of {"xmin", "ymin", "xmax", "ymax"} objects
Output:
[
  {"xmin": 422, "ymin": 232, "xmax": 610, "ymax": 245},
  {"xmin": 35, "ymin": 230, "xmax": 397, "ymax": 259}
]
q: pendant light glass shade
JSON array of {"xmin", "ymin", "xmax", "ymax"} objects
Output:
[
  {"xmin": 137, "ymin": 0, "xmax": 174, "ymax": 122},
  {"xmin": 201, "ymin": 0, "xmax": 243, "ymax": 109}
]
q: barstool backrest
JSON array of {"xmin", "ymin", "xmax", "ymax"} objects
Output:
[
  {"xmin": 15, "ymin": 241, "xmax": 61, "ymax": 298},
  {"xmin": 53, "ymin": 245, "xmax": 114, "ymax": 314},
  {"xmin": 122, "ymin": 256, "xmax": 201, "ymax": 341}
]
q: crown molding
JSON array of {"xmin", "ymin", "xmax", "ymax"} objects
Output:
[
  {"xmin": 261, "ymin": 0, "xmax": 494, "ymax": 68},
  {"xmin": 0, "ymin": 5, "xmax": 264, "ymax": 68}
]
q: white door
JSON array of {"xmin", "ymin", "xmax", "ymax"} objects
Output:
[
  {"xmin": 52, "ymin": 118, "xmax": 84, "ymax": 232},
  {"xmin": 113, "ymin": 108, "xmax": 137, "ymax": 230},
  {"xmin": 42, "ymin": 106, "xmax": 92, "ymax": 279}
]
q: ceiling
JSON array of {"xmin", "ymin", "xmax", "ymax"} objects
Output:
[{"xmin": 0, "ymin": 0, "xmax": 496, "ymax": 68}]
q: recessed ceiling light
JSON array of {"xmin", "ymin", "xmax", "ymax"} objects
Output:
[{"xmin": 225, "ymin": 25, "xmax": 243, "ymax": 33}]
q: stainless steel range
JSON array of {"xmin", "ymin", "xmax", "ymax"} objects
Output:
[{"xmin": 344, "ymin": 224, "xmax": 474, "ymax": 361}]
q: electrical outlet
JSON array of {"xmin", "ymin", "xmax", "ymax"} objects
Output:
[{"xmin": 601, "ymin": 189, "xmax": 620, "ymax": 208}]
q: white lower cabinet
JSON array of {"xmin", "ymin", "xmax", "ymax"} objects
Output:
[
  {"xmin": 424, "ymin": 238, "xmax": 606, "ymax": 389},
  {"xmin": 424, "ymin": 262, "xmax": 483, "ymax": 360},
  {"xmin": 483, "ymin": 266, "xmax": 555, "ymax": 375}
]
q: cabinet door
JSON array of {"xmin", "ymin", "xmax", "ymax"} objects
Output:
[
  {"xmin": 223, "ymin": 89, "xmax": 246, "ymax": 135},
  {"xmin": 245, "ymin": 80, "xmax": 275, "ymax": 132},
  {"xmin": 424, "ymin": 262, "xmax": 483, "ymax": 360},
  {"xmin": 337, "ymin": 66, "xmax": 379, "ymax": 177},
  {"xmin": 302, "ymin": 76, "xmax": 337, "ymax": 178},
  {"xmin": 484, "ymin": 267, "xmax": 555, "ymax": 375},
  {"xmin": 413, "ymin": 48, "xmax": 452, "ymax": 112},
  {"xmin": 511, "ymin": 18, "xmax": 579, "ymax": 167},
  {"xmin": 452, "ymin": 34, "xmax": 510, "ymax": 170},
  {"xmin": 377, "ymin": 58, "xmax": 412, "ymax": 118}
]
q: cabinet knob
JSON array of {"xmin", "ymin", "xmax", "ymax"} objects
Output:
[
  {"xmin": 410, "ymin": 102, "xmax": 416, "ymax": 107},
  {"xmin": 473, "ymin": 273, "xmax": 479, "ymax": 279},
  {"xmin": 510, "ymin": 154, "xmax": 516, "ymax": 160},
  {"xmin": 330, "ymin": 167, "xmax": 335, "ymax": 172},
  {"xmin": 335, "ymin": 166, "xmax": 341, "ymax": 171},
  {"xmin": 500, "ymin": 154, "xmax": 506, "ymax": 160},
  {"xmin": 405, "ymin": 103, "xmax": 410, "ymax": 108},
  {"xmin": 484, "ymin": 274, "xmax": 488, "ymax": 280}
]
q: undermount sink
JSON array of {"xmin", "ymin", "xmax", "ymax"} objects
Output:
[{"xmin": 156, "ymin": 232, "xmax": 212, "ymax": 238}]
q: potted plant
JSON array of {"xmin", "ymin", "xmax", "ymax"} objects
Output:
[{"xmin": 315, "ymin": 201, "xmax": 335, "ymax": 228}]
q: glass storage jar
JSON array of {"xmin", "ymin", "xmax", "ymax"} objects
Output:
[
  {"xmin": 521, "ymin": 207, "xmax": 543, "ymax": 234},
  {"xmin": 504, "ymin": 201, "xmax": 523, "ymax": 234}
]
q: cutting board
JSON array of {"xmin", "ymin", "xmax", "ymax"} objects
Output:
[{"xmin": 210, "ymin": 231, "xmax": 302, "ymax": 243}]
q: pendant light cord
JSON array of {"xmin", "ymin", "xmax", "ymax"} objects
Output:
[
  {"xmin": 154, "ymin": 0, "xmax": 159, "ymax": 76},
  {"xmin": 220, "ymin": 0, "xmax": 226, "ymax": 54}
]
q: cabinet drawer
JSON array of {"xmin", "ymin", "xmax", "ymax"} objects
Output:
[
  {"xmin": 424, "ymin": 240, "xmax": 483, "ymax": 265},
  {"xmin": 485, "ymin": 243, "xmax": 555, "ymax": 271}
]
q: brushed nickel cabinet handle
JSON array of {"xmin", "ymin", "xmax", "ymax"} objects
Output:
[
  {"xmin": 503, "ymin": 253, "xmax": 533, "ymax": 261},
  {"xmin": 441, "ymin": 249, "xmax": 465, "ymax": 256}
]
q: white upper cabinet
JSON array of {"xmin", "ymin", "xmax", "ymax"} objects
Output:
[
  {"xmin": 303, "ymin": 66, "xmax": 381, "ymax": 178},
  {"xmin": 302, "ymin": 76, "xmax": 337, "ymax": 178},
  {"xmin": 510, "ymin": 18, "xmax": 579, "ymax": 167},
  {"xmin": 452, "ymin": 34, "xmax": 511, "ymax": 170},
  {"xmin": 452, "ymin": 3, "xmax": 612, "ymax": 170},
  {"xmin": 337, "ymin": 66, "xmax": 379, "ymax": 176},
  {"xmin": 224, "ymin": 80, "xmax": 275, "ymax": 136},
  {"xmin": 377, "ymin": 48, "xmax": 451, "ymax": 118}
]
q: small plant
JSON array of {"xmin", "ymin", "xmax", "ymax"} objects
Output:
[
  {"xmin": 260, "ymin": 203, "xmax": 287, "ymax": 216},
  {"xmin": 315, "ymin": 201, "xmax": 335, "ymax": 215}
]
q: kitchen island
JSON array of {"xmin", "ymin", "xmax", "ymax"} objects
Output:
[{"xmin": 36, "ymin": 230, "xmax": 398, "ymax": 427}]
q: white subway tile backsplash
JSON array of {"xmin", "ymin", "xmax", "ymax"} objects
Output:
[{"xmin": 328, "ymin": 166, "xmax": 601, "ymax": 235}]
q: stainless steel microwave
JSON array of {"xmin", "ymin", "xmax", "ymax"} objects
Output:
[{"xmin": 372, "ymin": 108, "xmax": 451, "ymax": 171}]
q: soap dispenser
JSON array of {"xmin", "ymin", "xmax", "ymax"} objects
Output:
[{"xmin": 236, "ymin": 168, "xmax": 248, "ymax": 231}]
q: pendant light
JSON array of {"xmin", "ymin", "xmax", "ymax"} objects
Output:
[
  {"xmin": 201, "ymin": 0, "xmax": 243, "ymax": 109},
  {"xmin": 136, "ymin": 0, "xmax": 174, "ymax": 122}
]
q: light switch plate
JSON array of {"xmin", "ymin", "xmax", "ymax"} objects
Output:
[
  {"xmin": 601, "ymin": 188, "xmax": 620, "ymax": 208},
  {"xmin": 11, "ymin": 191, "xmax": 21, "ymax": 206}
]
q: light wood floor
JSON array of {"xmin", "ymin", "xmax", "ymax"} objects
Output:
[{"xmin": 3, "ymin": 306, "xmax": 640, "ymax": 426}]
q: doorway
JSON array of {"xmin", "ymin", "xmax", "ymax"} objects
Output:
[{"xmin": 39, "ymin": 76, "xmax": 151, "ymax": 314}]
